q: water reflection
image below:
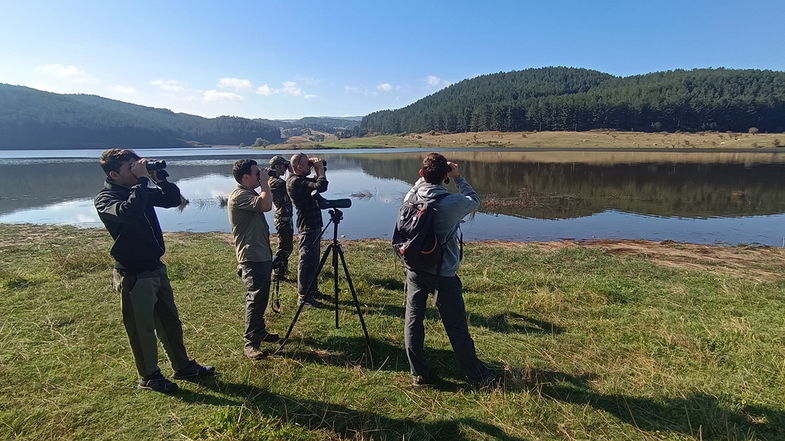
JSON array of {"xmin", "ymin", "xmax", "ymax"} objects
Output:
[{"xmin": 2, "ymin": 149, "xmax": 785, "ymax": 245}]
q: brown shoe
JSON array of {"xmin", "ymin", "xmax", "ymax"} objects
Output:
[{"xmin": 244, "ymin": 345, "xmax": 265, "ymax": 360}]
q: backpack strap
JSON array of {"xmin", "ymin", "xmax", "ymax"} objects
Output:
[
  {"xmin": 458, "ymin": 223, "xmax": 464, "ymax": 262},
  {"xmin": 431, "ymin": 192, "xmax": 450, "ymax": 278}
]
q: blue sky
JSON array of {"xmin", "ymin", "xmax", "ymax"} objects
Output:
[{"xmin": 1, "ymin": 0, "xmax": 783, "ymax": 119}]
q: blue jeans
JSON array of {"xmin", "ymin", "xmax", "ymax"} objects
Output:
[{"xmin": 404, "ymin": 269, "xmax": 493, "ymax": 383}]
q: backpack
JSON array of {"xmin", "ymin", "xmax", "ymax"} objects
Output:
[{"xmin": 392, "ymin": 192, "xmax": 449, "ymax": 272}]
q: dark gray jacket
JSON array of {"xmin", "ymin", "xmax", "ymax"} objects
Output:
[{"xmin": 403, "ymin": 176, "xmax": 480, "ymax": 276}]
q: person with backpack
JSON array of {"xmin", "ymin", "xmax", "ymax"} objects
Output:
[{"xmin": 395, "ymin": 152, "xmax": 498, "ymax": 389}]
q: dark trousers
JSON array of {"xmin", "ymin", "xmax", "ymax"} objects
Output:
[
  {"xmin": 237, "ymin": 261, "xmax": 273, "ymax": 347},
  {"xmin": 297, "ymin": 229, "xmax": 321, "ymax": 296},
  {"xmin": 274, "ymin": 219, "xmax": 293, "ymax": 277},
  {"xmin": 113, "ymin": 265, "xmax": 190, "ymax": 379},
  {"xmin": 404, "ymin": 269, "xmax": 492, "ymax": 383}
]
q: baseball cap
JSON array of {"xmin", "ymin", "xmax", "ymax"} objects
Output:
[{"xmin": 269, "ymin": 155, "xmax": 290, "ymax": 167}]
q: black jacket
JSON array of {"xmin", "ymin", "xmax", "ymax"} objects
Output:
[
  {"xmin": 286, "ymin": 174, "xmax": 327, "ymax": 233},
  {"xmin": 94, "ymin": 177, "xmax": 181, "ymax": 273}
]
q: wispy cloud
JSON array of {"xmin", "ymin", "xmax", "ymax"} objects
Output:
[
  {"xmin": 34, "ymin": 64, "xmax": 95, "ymax": 83},
  {"xmin": 255, "ymin": 84, "xmax": 277, "ymax": 96},
  {"xmin": 218, "ymin": 77, "xmax": 252, "ymax": 91},
  {"xmin": 281, "ymin": 81, "xmax": 304, "ymax": 96},
  {"xmin": 254, "ymin": 81, "xmax": 314, "ymax": 99},
  {"xmin": 426, "ymin": 75, "xmax": 450, "ymax": 88},
  {"xmin": 376, "ymin": 82, "xmax": 393, "ymax": 92},
  {"xmin": 150, "ymin": 79, "xmax": 185, "ymax": 92},
  {"xmin": 203, "ymin": 90, "xmax": 245, "ymax": 103},
  {"xmin": 296, "ymin": 76, "xmax": 321, "ymax": 86}
]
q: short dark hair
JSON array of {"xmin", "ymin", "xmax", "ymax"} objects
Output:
[
  {"xmin": 421, "ymin": 152, "xmax": 451, "ymax": 184},
  {"xmin": 233, "ymin": 159, "xmax": 258, "ymax": 183},
  {"xmin": 99, "ymin": 148, "xmax": 140, "ymax": 176}
]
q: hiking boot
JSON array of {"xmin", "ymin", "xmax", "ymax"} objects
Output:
[
  {"xmin": 138, "ymin": 371, "xmax": 179, "ymax": 394},
  {"xmin": 244, "ymin": 345, "xmax": 265, "ymax": 360},
  {"xmin": 173, "ymin": 360, "xmax": 216, "ymax": 380},
  {"xmin": 260, "ymin": 332, "xmax": 281, "ymax": 343},
  {"xmin": 298, "ymin": 296, "xmax": 325, "ymax": 308},
  {"xmin": 411, "ymin": 371, "xmax": 440, "ymax": 388}
]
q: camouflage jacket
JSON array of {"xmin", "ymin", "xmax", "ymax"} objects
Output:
[{"xmin": 269, "ymin": 176, "xmax": 293, "ymax": 220}]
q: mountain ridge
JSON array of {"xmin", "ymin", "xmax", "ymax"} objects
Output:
[
  {"xmin": 361, "ymin": 67, "xmax": 785, "ymax": 134},
  {"xmin": 0, "ymin": 84, "xmax": 358, "ymax": 149}
]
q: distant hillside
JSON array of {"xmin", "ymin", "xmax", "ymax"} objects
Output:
[
  {"xmin": 0, "ymin": 84, "xmax": 283, "ymax": 149},
  {"xmin": 284, "ymin": 117, "xmax": 360, "ymax": 134},
  {"xmin": 361, "ymin": 67, "xmax": 785, "ymax": 133}
]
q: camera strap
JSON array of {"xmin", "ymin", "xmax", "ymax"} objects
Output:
[{"xmin": 458, "ymin": 225, "xmax": 464, "ymax": 262}]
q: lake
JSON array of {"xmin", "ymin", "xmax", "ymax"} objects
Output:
[{"xmin": 2, "ymin": 147, "xmax": 785, "ymax": 246}]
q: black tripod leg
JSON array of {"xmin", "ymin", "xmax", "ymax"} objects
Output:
[
  {"xmin": 278, "ymin": 243, "xmax": 335, "ymax": 352},
  {"xmin": 272, "ymin": 278, "xmax": 281, "ymax": 313},
  {"xmin": 333, "ymin": 240, "xmax": 340, "ymax": 329},
  {"xmin": 336, "ymin": 245, "xmax": 374, "ymax": 364}
]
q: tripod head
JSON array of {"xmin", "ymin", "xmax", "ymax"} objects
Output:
[{"xmin": 328, "ymin": 208, "xmax": 344, "ymax": 223}]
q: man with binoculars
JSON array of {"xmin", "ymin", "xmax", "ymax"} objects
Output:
[
  {"xmin": 94, "ymin": 148, "xmax": 215, "ymax": 394},
  {"xmin": 286, "ymin": 153, "xmax": 331, "ymax": 308}
]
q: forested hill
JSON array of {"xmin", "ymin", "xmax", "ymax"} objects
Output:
[
  {"xmin": 0, "ymin": 84, "xmax": 283, "ymax": 149},
  {"xmin": 360, "ymin": 67, "xmax": 785, "ymax": 134}
]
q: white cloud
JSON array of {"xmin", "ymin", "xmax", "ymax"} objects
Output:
[
  {"xmin": 256, "ymin": 84, "xmax": 277, "ymax": 96},
  {"xmin": 111, "ymin": 85, "xmax": 137, "ymax": 96},
  {"xmin": 254, "ymin": 81, "xmax": 314, "ymax": 99},
  {"xmin": 218, "ymin": 77, "xmax": 252, "ymax": 91},
  {"xmin": 203, "ymin": 90, "xmax": 245, "ymax": 103},
  {"xmin": 344, "ymin": 86, "xmax": 362, "ymax": 94},
  {"xmin": 426, "ymin": 75, "xmax": 450, "ymax": 88},
  {"xmin": 34, "ymin": 64, "xmax": 95, "ymax": 83},
  {"xmin": 377, "ymin": 83, "xmax": 393, "ymax": 92},
  {"xmin": 297, "ymin": 76, "xmax": 321, "ymax": 86},
  {"xmin": 281, "ymin": 81, "xmax": 303, "ymax": 96},
  {"xmin": 150, "ymin": 79, "xmax": 185, "ymax": 92}
]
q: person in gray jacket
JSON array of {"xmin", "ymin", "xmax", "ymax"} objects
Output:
[{"xmin": 402, "ymin": 152, "xmax": 498, "ymax": 389}]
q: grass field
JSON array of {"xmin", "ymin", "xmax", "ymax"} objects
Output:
[
  {"xmin": 2, "ymin": 224, "xmax": 785, "ymax": 440},
  {"xmin": 265, "ymin": 130, "xmax": 785, "ymax": 150}
]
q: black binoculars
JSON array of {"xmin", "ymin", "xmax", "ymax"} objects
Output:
[{"xmin": 146, "ymin": 160, "xmax": 167, "ymax": 171}]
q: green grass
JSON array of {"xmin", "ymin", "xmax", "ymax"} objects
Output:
[{"xmin": 2, "ymin": 224, "xmax": 785, "ymax": 440}]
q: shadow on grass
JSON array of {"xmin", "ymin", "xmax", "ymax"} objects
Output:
[
  {"xmin": 171, "ymin": 356, "xmax": 784, "ymax": 439},
  {"xmin": 181, "ymin": 379, "xmax": 529, "ymax": 441},
  {"xmin": 356, "ymin": 300, "xmax": 564, "ymax": 335},
  {"xmin": 522, "ymin": 369, "xmax": 785, "ymax": 441},
  {"xmin": 367, "ymin": 276, "xmax": 405, "ymax": 292},
  {"xmin": 273, "ymin": 336, "xmax": 469, "ymax": 383}
]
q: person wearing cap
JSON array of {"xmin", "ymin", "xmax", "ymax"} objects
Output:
[{"xmin": 268, "ymin": 155, "xmax": 293, "ymax": 281}]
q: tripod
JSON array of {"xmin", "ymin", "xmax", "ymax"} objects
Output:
[{"xmin": 278, "ymin": 208, "xmax": 373, "ymax": 362}]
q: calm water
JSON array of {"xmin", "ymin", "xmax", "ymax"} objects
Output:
[{"xmin": 2, "ymin": 147, "xmax": 785, "ymax": 245}]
